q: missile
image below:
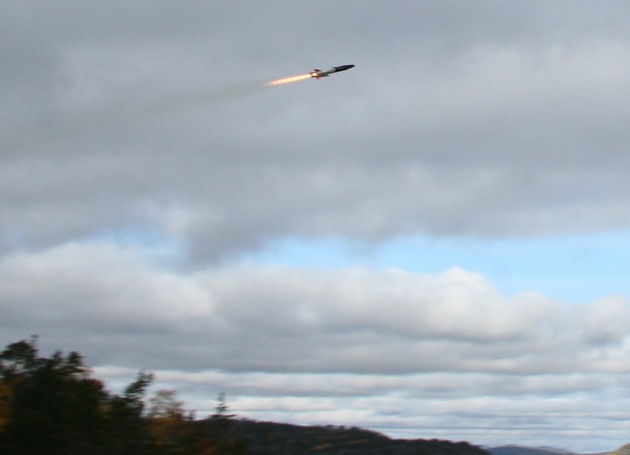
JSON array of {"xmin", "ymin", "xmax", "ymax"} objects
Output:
[{"xmin": 310, "ymin": 64, "xmax": 355, "ymax": 79}]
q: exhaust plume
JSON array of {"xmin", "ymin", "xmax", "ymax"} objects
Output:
[{"xmin": 266, "ymin": 74, "xmax": 311, "ymax": 86}]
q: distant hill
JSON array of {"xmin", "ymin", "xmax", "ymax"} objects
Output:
[
  {"xmin": 609, "ymin": 444, "xmax": 630, "ymax": 455},
  {"xmin": 487, "ymin": 446, "xmax": 576, "ymax": 455},
  {"xmin": 201, "ymin": 418, "xmax": 490, "ymax": 455},
  {"xmin": 487, "ymin": 444, "xmax": 628, "ymax": 455},
  {"xmin": 486, "ymin": 445, "xmax": 575, "ymax": 455}
]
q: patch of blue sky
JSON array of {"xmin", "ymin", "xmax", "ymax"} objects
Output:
[
  {"xmin": 83, "ymin": 227, "xmax": 187, "ymax": 268},
  {"xmin": 243, "ymin": 231, "xmax": 630, "ymax": 304}
]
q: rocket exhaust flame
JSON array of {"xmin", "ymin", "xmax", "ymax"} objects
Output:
[
  {"xmin": 267, "ymin": 65, "xmax": 354, "ymax": 86},
  {"xmin": 266, "ymin": 73, "xmax": 312, "ymax": 86}
]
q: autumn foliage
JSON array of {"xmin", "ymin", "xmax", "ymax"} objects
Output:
[{"xmin": 0, "ymin": 337, "xmax": 226, "ymax": 454}]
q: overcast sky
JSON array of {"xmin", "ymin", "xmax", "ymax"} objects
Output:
[{"xmin": 3, "ymin": 1, "xmax": 630, "ymax": 452}]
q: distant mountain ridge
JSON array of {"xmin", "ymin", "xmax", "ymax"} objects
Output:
[
  {"xmin": 488, "ymin": 444, "xmax": 627, "ymax": 455},
  {"xmin": 488, "ymin": 445, "xmax": 576, "ymax": 455}
]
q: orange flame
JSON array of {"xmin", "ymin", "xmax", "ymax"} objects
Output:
[{"xmin": 266, "ymin": 73, "xmax": 312, "ymax": 86}]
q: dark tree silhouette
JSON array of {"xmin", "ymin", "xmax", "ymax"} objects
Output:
[{"xmin": 0, "ymin": 337, "xmax": 106, "ymax": 455}]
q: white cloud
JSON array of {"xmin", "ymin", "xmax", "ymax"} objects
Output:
[
  {"xmin": 2, "ymin": 243, "xmax": 629, "ymax": 376},
  {"xmin": 1, "ymin": 243, "xmax": 630, "ymax": 452}
]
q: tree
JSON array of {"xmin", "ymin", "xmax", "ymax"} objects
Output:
[
  {"xmin": 147, "ymin": 389, "xmax": 189, "ymax": 450},
  {"xmin": 0, "ymin": 382, "xmax": 11, "ymax": 432},
  {"xmin": 102, "ymin": 371, "xmax": 155, "ymax": 454},
  {"xmin": 0, "ymin": 338, "xmax": 107, "ymax": 455},
  {"xmin": 207, "ymin": 393, "xmax": 248, "ymax": 454},
  {"xmin": 212, "ymin": 393, "xmax": 235, "ymax": 420},
  {"xmin": 149, "ymin": 389, "xmax": 186, "ymax": 420},
  {"xmin": 0, "ymin": 338, "xmax": 163, "ymax": 455},
  {"xmin": 0, "ymin": 337, "xmax": 250, "ymax": 454},
  {"xmin": 0, "ymin": 336, "xmax": 40, "ymax": 380}
]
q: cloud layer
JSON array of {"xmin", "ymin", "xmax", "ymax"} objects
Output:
[
  {"xmin": 4, "ymin": 1, "xmax": 630, "ymax": 260},
  {"xmin": 3, "ymin": 2, "xmax": 630, "ymax": 452},
  {"xmin": 2, "ymin": 243, "xmax": 630, "ymax": 450},
  {"xmin": 4, "ymin": 243, "xmax": 630, "ymax": 375}
]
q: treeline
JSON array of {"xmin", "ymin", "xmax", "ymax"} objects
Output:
[
  {"xmin": 228, "ymin": 420, "xmax": 489, "ymax": 455},
  {"xmin": 0, "ymin": 338, "xmax": 489, "ymax": 455},
  {"xmin": 0, "ymin": 337, "xmax": 237, "ymax": 454}
]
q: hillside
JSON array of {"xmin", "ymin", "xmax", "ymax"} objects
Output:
[
  {"xmin": 609, "ymin": 444, "xmax": 630, "ymax": 455},
  {"xmin": 488, "ymin": 446, "xmax": 575, "ymax": 455},
  {"xmin": 204, "ymin": 418, "xmax": 490, "ymax": 455},
  {"xmin": 487, "ymin": 444, "xmax": 630, "ymax": 455}
]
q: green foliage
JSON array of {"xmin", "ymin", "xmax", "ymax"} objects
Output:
[
  {"xmin": 0, "ymin": 338, "xmax": 239, "ymax": 455},
  {"xmin": 0, "ymin": 337, "xmax": 106, "ymax": 454},
  {"xmin": 0, "ymin": 382, "xmax": 10, "ymax": 431},
  {"xmin": 0, "ymin": 336, "xmax": 40, "ymax": 379},
  {"xmin": 102, "ymin": 372, "xmax": 155, "ymax": 454},
  {"xmin": 0, "ymin": 338, "xmax": 158, "ymax": 454}
]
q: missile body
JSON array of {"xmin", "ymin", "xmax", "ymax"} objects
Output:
[{"xmin": 310, "ymin": 64, "xmax": 355, "ymax": 79}]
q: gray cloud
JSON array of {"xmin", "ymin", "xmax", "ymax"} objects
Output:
[
  {"xmin": 4, "ymin": 2, "xmax": 630, "ymax": 260},
  {"xmin": 3, "ymin": 2, "xmax": 630, "ymax": 451}
]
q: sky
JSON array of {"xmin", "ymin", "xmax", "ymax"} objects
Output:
[{"xmin": 2, "ymin": 1, "xmax": 630, "ymax": 452}]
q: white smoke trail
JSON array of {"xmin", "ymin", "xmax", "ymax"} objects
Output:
[
  {"xmin": 4, "ymin": 81, "xmax": 269, "ymax": 153},
  {"xmin": 4, "ymin": 74, "xmax": 310, "ymax": 153}
]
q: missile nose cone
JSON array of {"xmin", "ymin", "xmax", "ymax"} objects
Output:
[{"xmin": 335, "ymin": 64, "xmax": 355, "ymax": 72}]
